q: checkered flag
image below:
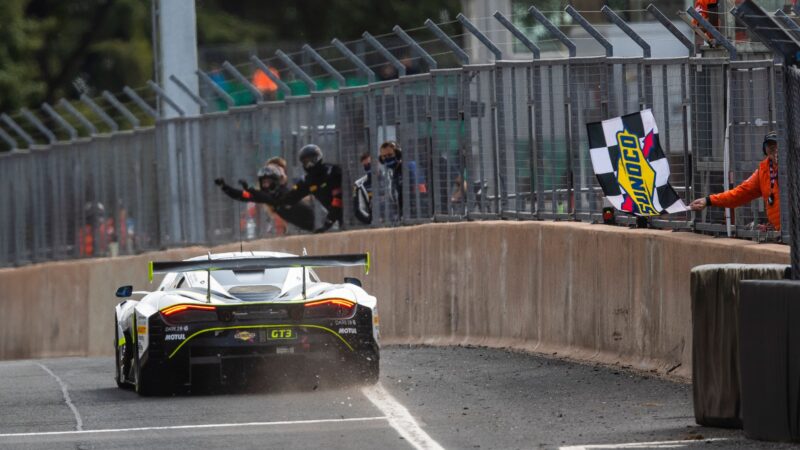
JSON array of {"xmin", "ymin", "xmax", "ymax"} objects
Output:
[{"xmin": 587, "ymin": 109, "xmax": 687, "ymax": 216}]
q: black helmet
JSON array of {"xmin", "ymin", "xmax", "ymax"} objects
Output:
[
  {"xmin": 763, "ymin": 131, "xmax": 778, "ymax": 154},
  {"xmin": 83, "ymin": 202, "xmax": 105, "ymax": 224},
  {"xmin": 257, "ymin": 165, "xmax": 281, "ymax": 183},
  {"xmin": 298, "ymin": 144, "xmax": 323, "ymax": 171}
]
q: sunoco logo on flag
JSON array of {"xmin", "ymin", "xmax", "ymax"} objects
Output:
[{"xmin": 587, "ymin": 109, "xmax": 687, "ymax": 216}]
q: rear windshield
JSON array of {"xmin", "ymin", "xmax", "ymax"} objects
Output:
[{"xmin": 210, "ymin": 268, "xmax": 290, "ymax": 287}]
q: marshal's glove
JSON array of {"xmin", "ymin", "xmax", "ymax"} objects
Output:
[
  {"xmin": 214, "ymin": 177, "xmax": 226, "ymax": 187},
  {"xmin": 238, "ymin": 179, "xmax": 251, "ymax": 190}
]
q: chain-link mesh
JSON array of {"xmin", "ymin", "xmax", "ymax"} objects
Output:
[
  {"xmin": 645, "ymin": 58, "xmax": 692, "ymax": 228},
  {"xmin": 727, "ymin": 61, "xmax": 780, "ymax": 240},
  {"xmin": 337, "ymin": 86, "xmax": 374, "ymax": 227},
  {"xmin": 691, "ymin": 58, "xmax": 729, "ymax": 234},
  {"xmin": 783, "ymin": 65, "xmax": 800, "ymax": 279},
  {"xmin": 0, "ymin": 47, "xmax": 795, "ymax": 267},
  {"xmin": 497, "ymin": 62, "xmax": 533, "ymax": 218},
  {"xmin": 462, "ymin": 66, "xmax": 499, "ymax": 218},
  {"xmin": 397, "ymin": 74, "xmax": 433, "ymax": 222},
  {"xmin": 430, "ymin": 69, "xmax": 464, "ymax": 220},
  {"xmin": 570, "ymin": 57, "xmax": 610, "ymax": 222},
  {"xmin": 533, "ymin": 60, "xmax": 571, "ymax": 220}
]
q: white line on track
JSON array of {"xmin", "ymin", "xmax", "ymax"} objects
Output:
[
  {"xmin": 559, "ymin": 437, "xmax": 730, "ymax": 449},
  {"xmin": 362, "ymin": 382, "xmax": 444, "ymax": 450},
  {"xmin": 0, "ymin": 416, "xmax": 387, "ymax": 439},
  {"xmin": 34, "ymin": 362, "xmax": 83, "ymax": 431}
]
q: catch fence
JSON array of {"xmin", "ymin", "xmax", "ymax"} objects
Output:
[{"xmin": 1, "ymin": 5, "xmax": 797, "ymax": 268}]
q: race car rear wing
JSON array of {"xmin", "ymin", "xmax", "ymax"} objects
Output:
[{"xmin": 148, "ymin": 253, "xmax": 370, "ymax": 300}]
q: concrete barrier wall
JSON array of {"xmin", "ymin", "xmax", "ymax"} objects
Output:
[{"xmin": 0, "ymin": 222, "xmax": 789, "ymax": 378}]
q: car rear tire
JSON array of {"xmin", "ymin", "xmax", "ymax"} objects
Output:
[{"xmin": 114, "ymin": 319, "xmax": 133, "ymax": 389}]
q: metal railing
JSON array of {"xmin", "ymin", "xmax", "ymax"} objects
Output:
[{"xmin": 1, "ymin": 3, "xmax": 797, "ymax": 267}]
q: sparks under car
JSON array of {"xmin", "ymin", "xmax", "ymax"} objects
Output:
[{"xmin": 113, "ymin": 252, "xmax": 379, "ymax": 395}]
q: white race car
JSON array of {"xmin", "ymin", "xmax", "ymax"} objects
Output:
[{"xmin": 113, "ymin": 251, "xmax": 379, "ymax": 395}]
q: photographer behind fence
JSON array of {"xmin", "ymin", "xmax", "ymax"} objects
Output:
[
  {"xmin": 689, "ymin": 131, "xmax": 781, "ymax": 231},
  {"xmin": 214, "ymin": 158, "xmax": 316, "ymax": 232},
  {"xmin": 378, "ymin": 141, "xmax": 427, "ymax": 216},
  {"xmin": 353, "ymin": 151, "xmax": 373, "ymax": 224},
  {"xmin": 252, "ymin": 144, "xmax": 343, "ymax": 233}
]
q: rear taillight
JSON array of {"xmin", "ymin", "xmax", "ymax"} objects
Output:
[
  {"xmin": 160, "ymin": 304, "xmax": 217, "ymax": 322},
  {"xmin": 303, "ymin": 299, "xmax": 355, "ymax": 319}
]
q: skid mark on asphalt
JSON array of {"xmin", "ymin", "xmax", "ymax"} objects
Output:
[
  {"xmin": 559, "ymin": 437, "xmax": 730, "ymax": 449},
  {"xmin": 362, "ymin": 383, "xmax": 444, "ymax": 450},
  {"xmin": 0, "ymin": 416, "xmax": 387, "ymax": 438},
  {"xmin": 34, "ymin": 362, "xmax": 83, "ymax": 431}
]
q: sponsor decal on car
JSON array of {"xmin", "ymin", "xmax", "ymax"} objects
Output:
[
  {"xmin": 165, "ymin": 333, "xmax": 185, "ymax": 341},
  {"xmin": 338, "ymin": 327, "xmax": 357, "ymax": 335},
  {"xmin": 234, "ymin": 331, "xmax": 256, "ymax": 343},
  {"xmin": 268, "ymin": 329, "xmax": 295, "ymax": 340},
  {"xmin": 334, "ymin": 319, "xmax": 357, "ymax": 326},
  {"xmin": 165, "ymin": 325, "xmax": 189, "ymax": 332},
  {"xmin": 137, "ymin": 325, "xmax": 147, "ymax": 335}
]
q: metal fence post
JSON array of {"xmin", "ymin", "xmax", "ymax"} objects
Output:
[
  {"xmin": 276, "ymin": 50, "xmax": 317, "ymax": 91},
  {"xmin": 565, "ymin": 5, "xmax": 613, "ymax": 57},
  {"xmin": 775, "ymin": 10, "xmax": 800, "ymax": 41},
  {"xmin": 196, "ymin": 70, "xmax": 236, "ymax": 108},
  {"xmin": 80, "ymin": 94, "xmax": 119, "ymax": 132},
  {"xmin": 123, "ymin": 87, "xmax": 158, "ymax": 119},
  {"xmin": 21, "ymin": 108, "xmax": 56, "ymax": 144},
  {"xmin": 332, "ymin": 38, "xmax": 376, "ymax": 83},
  {"xmin": 0, "ymin": 126, "xmax": 17, "ymax": 150},
  {"xmin": 456, "ymin": 13, "xmax": 508, "ymax": 213},
  {"xmin": 302, "ymin": 44, "xmax": 346, "ymax": 87},
  {"xmin": 646, "ymin": 4, "xmax": 694, "ymax": 56},
  {"xmin": 528, "ymin": 6, "xmax": 576, "ymax": 57},
  {"xmin": 686, "ymin": 7, "xmax": 738, "ymax": 60},
  {"xmin": 602, "ymin": 6, "xmax": 653, "ymax": 109},
  {"xmin": 169, "ymin": 75, "xmax": 209, "ymax": 112},
  {"xmin": 393, "ymin": 26, "xmax": 438, "ymax": 70},
  {"xmin": 457, "ymin": 14, "xmax": 502, "ymax": 60},
  {"xmin": 1, "ymin": 114, "xmax": 35, "ymax": 147},
  {"xmin": 363, "ymin": 31, "xmax": 406, "ymax": 76},
  {"xmin": 493, "ymin": 11, "xmax": 540, "ymax": 59},
  {"xmin": 602, "ymin": 6, "xmax": 650, "ymax": 58},
  {"xmin": 42, "ymin": 102, "xmax": 78, "ymax": 140},
  {"xmin": 424, "ymin": 19, "xmax": 470, "ymax": 64},
  {"xmin": 102, "ymin": 91, "xmax": 140, "ymax": 128},
  {"xmin": 222, "ymin": 61, "xmax": 263, "ymax": 102},
  {"xmin": 247, "ymin": 57, "xmax": 292, "ymax": 96},
  {"xmin": 147, "ymin": 81, "xmax": 186, "ymax": 116}
]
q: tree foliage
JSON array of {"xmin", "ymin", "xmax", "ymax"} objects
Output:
[{"xmin": 0, "ymin": 0, "xmax": 461, "ymax": 114}]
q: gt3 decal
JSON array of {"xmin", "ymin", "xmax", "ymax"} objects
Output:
[{"xmin": 268, "ymin": 329, "xmax": 295, "ymax": 340}]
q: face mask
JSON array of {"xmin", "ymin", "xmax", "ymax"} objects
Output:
[
  {"xmin": 381, "ymin": 156, "xmax": 397, "ymax": 169},
  {"xmin": 363, "ymin": 163, "xmax": 371, "ymax": 173}
]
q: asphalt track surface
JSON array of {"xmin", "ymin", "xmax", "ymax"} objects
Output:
[{"xmin": 0, "ymin": 346, "xmax": 795, "ymax": 450}]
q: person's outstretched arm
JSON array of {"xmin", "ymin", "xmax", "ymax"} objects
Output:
[
  {"xmin": 709, "ymin": 168, "xmax": 762, "ymax": 209},
  {"xmin": 215, "ymin": 178, "xmax": 253, "ymax": 202}
]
